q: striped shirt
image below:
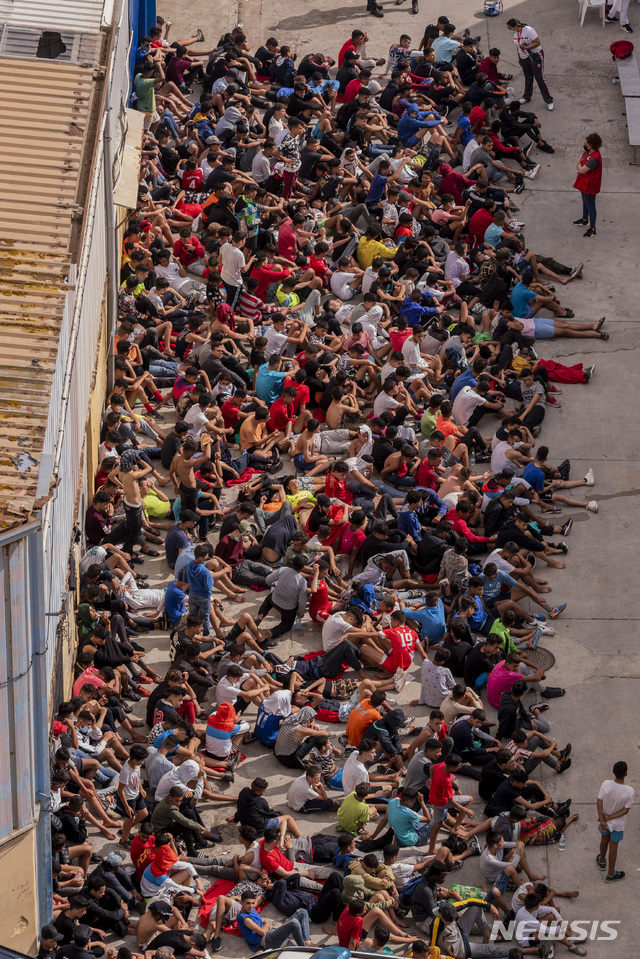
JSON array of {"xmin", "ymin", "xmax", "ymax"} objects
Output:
[{"xmin": 236, "ymin": 289, "xmax": 280, "ymax": 322}]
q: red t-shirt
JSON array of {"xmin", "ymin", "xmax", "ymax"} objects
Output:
[
  {"xmin": 267, "ymin": 398, "xmax": 295, "ymax": 432},
  {"xmin": 429, "ymin": 761, "xmax": 454, "ymax": 807},
  {"xmin": 467, "ymin": 209, "xmax": 495, "ymax": 247},
  {"xmin": 283, "ymin": 377, "xmax": 310, "ymax": 412},
  {"xmin": 339, "ymin": 525, "xmax": 366, "ymax": 555},
  {"xmin": 277, "ymin": 220, "xmax": 298, "ymax": 260},
  {"xmin": 344, "ymin": 78, "xmax": 363, "ymax": 102},
  {"xmin": 416, "ymin": 459, "xmax": 439, "ymax": 490},
  {"xmin": 469, "ymin": 105, "xmax": 487, "ymax": 129},
  {"xmin": 309, "ymin": 255, "xmax": 329, "ymax": 279},
  {"xmin": 259, "ymin": 841, "xmax": 293, "ymax": 873},
  {"xmin": 382, "ymin": 625, "xmax": 418, "ymax": 670},
  {"xmin": 220, "ymin": 399, "xmax": 241, "ymax": 430},
  {"xmin": 337, "ymin": 908, "xmax": 363, "ymax": 948},
  {"xmin": 250, "ymin": 264, "xmax": 291, "ymax": 299},
  {"xmin": 309, "ymin": 579, "xmax": 332, "ymax": 621},
  {"xmin": 338, "ymin": 39, "xmax": 357, "ymax": 67},
  {"xmin": 173, "ymin": 237, "xmax": 204, "ymax": 267},
  {"xmin": 182, "ymin": 169, "xmax": 203, "ymax": 192},
  {"xmin": 130, "ymin": 835, "xmax": 156, "ymax": 880},
  {"xmin": 325, "ymin": 472, "xmax": 354, "ymax": 505},
  {"xmin": 389, "ymin": 329, "xmax": 413, "ymax": 351}
]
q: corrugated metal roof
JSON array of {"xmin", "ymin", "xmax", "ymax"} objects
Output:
[
  {"xmin": 0, "ymin": 0, "xmax": 109, "ymax": 33},
  {"xmin": 0, "ymin": 59, "xmax": 95, "ymax": 529}
]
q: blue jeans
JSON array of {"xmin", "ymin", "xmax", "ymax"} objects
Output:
[
  {"xmin": 372, "ymin": 478, "xmax": 406, "ymax": 497},
  {"xmin": 263, "ymin": 908, "xmax": 311, "ymax": 948},
  {"xmin": 223, "ymin": 281, "xmax": 241, "ymax": 308},
  {"xmin": 581, "ymin": 192, "xmax": 597, "ymax": 229},
  {"xmin": 161, "ymin": 110, "xmax": 180, "ymax": 138},
  {"xmin": 149, "ymin": 360, "xmax": 179, "ymax": 377},
  {"xmin": 188, "ymin": 593, "xmax": 211, "ymax": 634}
]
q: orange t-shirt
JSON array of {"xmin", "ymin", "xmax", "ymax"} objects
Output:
[
  {"xmin": 346, "ymin": 698, "xmax": 381, "ymax": 747},
  {"xmin": 435, "ymin": 415, "xmax": 459, "ymax": 447}
]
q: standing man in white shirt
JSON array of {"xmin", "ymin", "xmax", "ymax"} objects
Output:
[
  {"xmin": 597, "ymin": 760, "xmax": 635, "ymax": 883},
  {"xmin": 220, "ymin": 232, "xmax": 254, "ymax": 308},
  {"xmin": 506, "ymin": 19, "xmax": 554, "ymax": 110}
]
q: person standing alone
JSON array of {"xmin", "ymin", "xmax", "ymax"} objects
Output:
[
  {"xmin": 506, "ymin": 19, "xmax": 553, "ymax": 110},
  {"xmin": 573, "ymin": 133, "xmax": 602, "ymax": 238},
  {"xmin": 597, "ymin": 760, "xmax": 634, "ymax": 883}
]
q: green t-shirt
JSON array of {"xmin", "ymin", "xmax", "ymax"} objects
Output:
[
  {"xmin": 421, "ymin": 408, "xmax": 438, "ymax": 440},
  {"xmin": 488, "ymin": 620, "xmax": 518, "ymax": 656},
  {"xmin": 337, "ymin": 791, "xmax": 370, "ymax": 834},
  {"xmin": 134, "ymin": 74, "xmax": 156, "ymax": 113}
]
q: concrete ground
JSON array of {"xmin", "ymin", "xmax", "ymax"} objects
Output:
[{"xmin": 104, "ymin": 0, "xmax": 640, "ymax": 955}]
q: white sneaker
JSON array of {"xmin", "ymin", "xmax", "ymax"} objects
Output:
[
  {"xmin": 584, "ymin": 468, "xmax": 595, "ymax": 486},
  {"xmin": 586, "ymin": 500, "xmax": 598, "ymax": 512},
  {"xmin": 547, "ymin": 102, "xmax": 554, "ymax": 110},
  {"xmin": 540, "ymin": 624, "xmax": 556, "ymax": 636},
  {"xmin": 524, "ymin": 164, "xmax": 541, "ymax": 179},
  {"xmin": 508, "ymin": 218, "xmax": 526, "ymax": 230},
  {"xmin": 394, "ymin": 668, "xmax": 407, "ymax": 692}
]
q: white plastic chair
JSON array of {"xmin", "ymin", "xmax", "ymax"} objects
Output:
[{"xmin": 579, "ymin": 0, "xmax": 606, "ymax": 27}]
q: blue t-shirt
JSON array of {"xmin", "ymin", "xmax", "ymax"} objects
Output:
[
  {"xmin": 255, "ymin": 364, "xmax": 286, "ymax": 405},
  {"xmin": 484, "ymin": 223, "xmax": 505, "ymax": 248},
  {"xmin": 174, "ymin": 545, "xmax": 196, "ymax": 581},
  {"xmin": 522, "ymin": 463, "xmax": 546, "ymax": 492},
  {"xmin": 165, "ymin": 523, "xmax": 191, "ymax": 568},
  {"xmin": 238, "ymin": 909, "xmax": 264, "ymax": 950},
  {"xmin": 456, "ymin": 114, "xmax": 474, "ymax": 146},
  {"xmin": 387, "ymin": 796, "xmax": 422, "ymax": 846},
  {"xmin": 480, "ymin": 569, "xmax": 516, "ymax": 603},
  {"xmin": 398, "ymin": 510, "xmax": 422, "ymax": 540},
  {"xmin": 403, "ymin": 600, "xmax": 446, "ymax": 644},
  {"xmin": 449, "ymin": 369, "xmax": 476, "ymax": 403},
  {"xmin": 431, "ymin": 36, "xmax": 461, "ymax": 63},
  {"xmin": 165, "ymin": 580, "xmax": 187, "ymax": 627},
  {"xmin": 366, "ymin": 172, "xmax": 388, "ymax": 204},
  {"xmin": 510, "ymin": 282, "xmax": 537, "ymax": 317}
]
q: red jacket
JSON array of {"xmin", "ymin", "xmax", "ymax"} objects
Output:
[
  {"xmin": 573, "ymin": 150, "xmax": 602, "ymax": 196},
  {"xmin": 444, "ymin": 508, "xmax": 490, "ymax": 544}
]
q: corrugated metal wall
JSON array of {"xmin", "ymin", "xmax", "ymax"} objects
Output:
[{"xmin": 0, "ymin": 525, "xmax": 45, "ymax": 838}]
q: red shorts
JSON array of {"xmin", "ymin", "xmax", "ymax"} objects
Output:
[
  {"xmin": 310, "ymin": 603, "xmax": 333, "ymax": 624},
  {"xmin": 381, "ymin": 651, "xmax": 409, "ymax": 674}
]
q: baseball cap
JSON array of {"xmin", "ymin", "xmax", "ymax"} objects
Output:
[
  {"xmin": 205, "ymin": 135, "xmax": 221, "ymax": 145},
  {"xmin": 106, "ymin": 851, "xmax": 125, "ymax": 866},
  {"xmin": 74, "ymin": 926, "xmax": 92, "ymax": 944},
  {"xmin": 345, "ymin": 50, "xmax": 360, "ymax": 60},
  {"xmin": 180, "ymin": 509, "xmax": 198, "ymax": 523},
  {"xmin": 238, "ymin": 521, "xmax": 251, "ymax": 534},
  {"xmin": 41, "ymin": 926, "xmax": 63, "ymax": 943}
]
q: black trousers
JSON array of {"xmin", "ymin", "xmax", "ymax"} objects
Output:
[
  {"xmin": 520, "ymin": 50, "xmax": 553, "ymax": 104},
  {"xmin": 122, "ymin": 502, "xmax": 144, "ymax": 554},
  {"xmin": 258, "ymin": 594, "xmax": 298, "ymax": 638}
]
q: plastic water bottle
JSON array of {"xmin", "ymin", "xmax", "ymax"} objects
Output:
[
  {"xmin": 558, "ymin": 832, "xmax": 566, "ymax": 851},
  {"xmin": 470, "ymin": 452, "xmax": 476, "ymax": 465},
  {"xmin": 295, "ymin": 615, "xmax": 302, "ymax": 630}
]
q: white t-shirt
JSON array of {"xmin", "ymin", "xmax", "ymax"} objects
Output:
[
  {"xmin": 264, "ymin": 327, "xmax": 288, "ymax": 357},
  {"xmin": 485, "ymin": 548, "xmax": 516, "ymax": 575},
  {"xmin": 342, "ymin": 749, "xmax": 370, "ymax": 794},
  {"xmin": 598, "ymin": 779, "xmax": 635, "ymax": 831},
  {"xmin": 184, "ymin": 404, "xmax": 209, "ymax": 438},
  {"xmin": 322, "ymin": 612, "xmax": 352, "ymax": 651},
  {"xmin": 452, "ymin": 386, "xmax": 486, "ymax": 426},
  {"xmin": 287, "ymin": 774, "xmax": 319, "ymax": 811},
  {"xmin": 444, "ymin": 253, "xmax": 468, "ymax": 288},
  {"xmin": 402, "ymin": 338, "xmax": 428, "ymax": 371},
  {"xmin": 215, "ymin": 676, "xmax": 241, "ymax": 705},
  {"xmin": 373, "ymin": 392, "xmax": 400, "ymax": 417},
  {"xmin": 155, "ymin": 260, "xmax": 186, "ymax": 287},
  {"xmin": 80, "ymin": 545, "xmax": 107, "ymax": 574},
  {"xmin": 330, "ymin": 271, "xmax": 356, "ymax": 299},
  {"xmin": 462, "ymin": 138, "xmax": 479, "ymax": 173},
  {"xmin": 513, "ymin": 25, "xmax": 539, "ymax": 60},
  {"xmin": 362, "ymin": 266, "xmax": 378, "ymax": 295},
  {"xmin": 491, "ymin": 440, "xmax": 514, "ymax": 475},
  {"xmin": 220, "ymin": 243, "xmax": 245, "ymax": 286},
  {"xmin": 119, "ymin": 760, "xmax": 141, "ymax": 800}
]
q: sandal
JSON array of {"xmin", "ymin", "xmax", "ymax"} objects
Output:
[
  {"xmin": 598, "ymin": 331, "xmax": 609, "ymax": 340},
  {"xmin": 596, "ymin": 316, "xmax": 606, "ymax": 331},
  {"xmin": 146, "ymin": 534, "xmax": 163, "ymax": 544},
  {"xmin": 562, "ymin": 309, "xmax": 575, "ymax": 318},
  {"xmin": 141, "ymin": 547, "xmax": 160, "ymax": 556}
]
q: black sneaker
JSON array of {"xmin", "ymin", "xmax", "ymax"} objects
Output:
[
  {"xmin": 539, "ymin": 142, "xmax": 555, "ymax": 154},
  {"xmin": 561, "ymin": 517, "xmax": 573, "ymax": 536},
  {"xmin": 556, "ymin": 541, "xmax": 569, "ymax": 553},
  {"xmin": 210, "ymin": 936, "xmax": 223, "ymax": 952},
  {"xmin": 584, "ymin": 364, "xmax": 596, "ymax": 381},
  {"xmin": 621, "ymin": 23, "xmax": 633, "ymax": 32},
  {"xmin": 557, "ymin": 458, "xmax": 571, "ymax": 480},
  {"xmin": 605, "ymin": 870, "xmax": 626, "ymax": 882},
  {"xmin": 514, "ymin": 181, "xmax": 525, "ymax": 194},
  {"xmin": 583, "ymin": 227, "xmax": 597, "ymax": 237},
  {"xmin": 606, "ymin": 14, "xmax": 619, "ymax": 20},
  {"xmin": 544, "ymin": 686, "xmax": 566, "ymax": 698}
]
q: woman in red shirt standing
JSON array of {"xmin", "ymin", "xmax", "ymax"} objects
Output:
[{"xmin": 572, "ymin": 132, "xmax": 602, "ymax": 238}]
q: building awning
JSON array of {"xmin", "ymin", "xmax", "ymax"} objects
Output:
[{"xmin": 113, "ymin": 108, "xmax": 145, "ymax": 209}]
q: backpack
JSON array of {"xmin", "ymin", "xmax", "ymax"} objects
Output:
[{"xmin": 610, "ymin": 40, "xmax": 634, "ymax": 59}]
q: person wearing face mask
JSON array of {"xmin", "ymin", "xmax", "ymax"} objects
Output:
[{"xmin": 572, "ymin": 132, "xmax": 603, "ymax": 238}]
